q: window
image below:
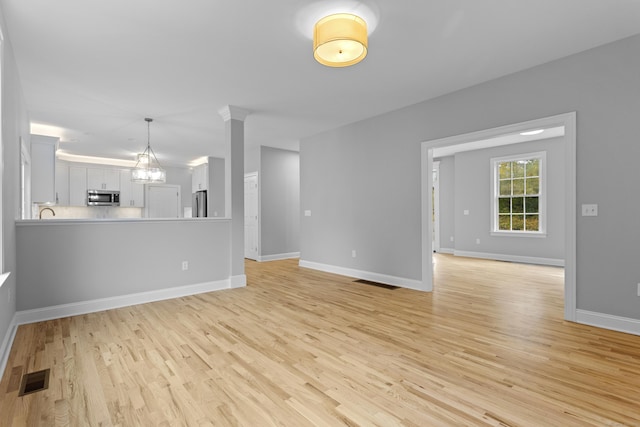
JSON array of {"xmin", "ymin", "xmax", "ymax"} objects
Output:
[{"xmin": 491, "ymin": 152, "xmax": 546, "ymax": 235}]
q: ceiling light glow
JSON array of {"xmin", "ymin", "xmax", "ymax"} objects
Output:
[
  {"xmin": 520, "ymin": 129, "xmax": 545, "ymax": 136},
  {"xmin": 296, "ymin": 1, "xmax": 379, "ymax": 39}
]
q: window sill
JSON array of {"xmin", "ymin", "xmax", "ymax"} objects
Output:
[{"xmin": 490, "ymin": 231, "xmax": 547, "ymax": 238}]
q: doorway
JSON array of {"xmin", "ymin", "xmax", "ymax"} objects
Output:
[
  {"xmin": 145, "ymin": 184, "xmax": 181, "ymax": 218},
  {"xmin": 244, "ymin": 172, "xmax": 259, "ymax": 260},
  {"xmin": 432, "ymin": 161, "xmax": 440, "ymax": 253},
  {"xmin": 420, "ymin": 112, "xmax": 576, "ymax": 321}
]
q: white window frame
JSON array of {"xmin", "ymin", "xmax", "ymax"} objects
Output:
[
  {"xmin": 490, "ymin": 151, "xmax": 547, "ymax": 237},
  {"xmin": 0, "ymin": 27, "xmax": 4, "ymax": 274}
]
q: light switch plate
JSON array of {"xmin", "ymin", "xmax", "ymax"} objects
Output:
[
  {"xmin": 463, "ymin": 210, "xmax": 469, "ymax": 216},
  {"xmin": 304, "ymin": 210, "xmax": 311, "ymax": 217}
]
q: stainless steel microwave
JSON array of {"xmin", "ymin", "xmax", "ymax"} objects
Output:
[{"xmin": 87, "ymin": 189, "xmax": 120, "ymax": 206}]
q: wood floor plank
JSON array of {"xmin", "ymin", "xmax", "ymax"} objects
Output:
[{"xmin": 1, "ymin": 254, "xmax": 640, "ymax": 426}]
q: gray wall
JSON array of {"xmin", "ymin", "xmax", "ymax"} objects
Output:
[
  {"xmin": 451, "ymin": 138, "xmax": 564, "ymax": 259},
  {"xmin": 300, "ymin": 34, "xmax": 640, "ymax": 320},
  {"xmin": 165, "ymin": 166, "xmax": 192, "ymax": 210},
  {"xmin": 245, "ymin": 145, "xmax": 260, "ymax": 175},
  {"xmin": 16, "ymin": 220, "xmax": 230, "ymax": 310},
  {"xmin": 0, "ymin": 15, "xmax": 30, "ymax": 357},
  {"xmin": 208, "ymin": 157, "xmax": 225, "ymax": 217},
  {"xmin": 260, "ymin": 146, "xmax": 300, "ymax": 257}
]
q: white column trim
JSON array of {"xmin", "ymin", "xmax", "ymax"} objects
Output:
[{"xmin": 218, "ymin": 105, "xmax": 251, "ymax": 122}]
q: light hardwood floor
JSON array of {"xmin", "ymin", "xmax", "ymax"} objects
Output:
[{"xmin": 1, "ymin": 254, "xmax": 639, "ymax": 426}]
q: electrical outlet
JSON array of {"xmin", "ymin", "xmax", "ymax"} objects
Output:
[
  {"xmin": 637, "ymin": 283, "xmax": 640, "ymax": 297},
  {"xmin": 476, "ymin": 238, "xmax": 481, "ymax": 245},
  {"xmin": 581, "ymin": 204, "xmax": 598, "ymax": 217},
  {"xmin": 182, "ymin": 261, "xmax": 189, "ymax": 271},
  {"xmin": 352, "ymin": 250, "xmax": 357, "ymax": 258},
  {"xmin": 450, "ymin": 236, "xmax": 454, "ymax": 242}
]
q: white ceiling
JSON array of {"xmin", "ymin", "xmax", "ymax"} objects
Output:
[{"xmin": 2, "ymin": 0, "xmax": 640, "ymax": 167}]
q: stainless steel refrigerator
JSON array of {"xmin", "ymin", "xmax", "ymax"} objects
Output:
[{"xmin": 192, "ymin": 190, "xmax": 207, "ymax": 217}]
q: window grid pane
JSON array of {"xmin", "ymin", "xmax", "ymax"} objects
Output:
[{"xmin": 495, "ymin": 156, "xmax": 542, "ymax": 233}]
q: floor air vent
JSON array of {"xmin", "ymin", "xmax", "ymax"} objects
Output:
[
  {"xmin": 353, "ymin": 279, "xmax": 399, "ymax": 290},
  {"xmin": 18, "ymin": 369, "xmax": 50, "ymax": 396}
]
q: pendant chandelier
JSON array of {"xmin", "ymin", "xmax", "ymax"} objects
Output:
[{"xmin": 132, "ymin": 117, "xmax": 166, "ymax": 183}]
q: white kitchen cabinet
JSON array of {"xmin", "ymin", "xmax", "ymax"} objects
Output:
[
  {"xmin": 119, "ymin": 169, "xmax": 145, "ymax": 207},
  {"xmin": 31, "ymin": 135, "xmax": 58, "ymax": 204},
  {"xmin": 55, "ymin": 160, "xmax": 70, "ymax": 205},
  {"xmin": 69, "ymin": 166, "xmax": 87, "ymax": 206},
  {"xmin": 191, "ymin": 163, "xmax": 208, "ymax": 192},
  {"xmin": 87, "ymin": 167, "xmax": 120, "ymax": 191}
]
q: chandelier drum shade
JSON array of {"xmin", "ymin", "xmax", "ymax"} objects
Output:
[
  {"xmin": 313, "ymin": 13, "xmax": 368, "ymax": 67},
  {"xmin": 132, "ymin": 118, "xmax": 166, "ymax": 183}
]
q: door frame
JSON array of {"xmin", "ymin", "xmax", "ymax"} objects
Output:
[
  {"xmin": 420, "ymin": 112, "xmax": 577, "ymax": 321},
  {"xmin": 432, "ymin": 161, "xmax": 440, "ymax": 252},
  {"xmin": 244, "ymin": 172, "xmax": 259, "ymax": 260}
]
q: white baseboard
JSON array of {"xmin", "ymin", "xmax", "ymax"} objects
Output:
[
  {"xmin": 299, "ymin": 260, "xmax": 425, "ymax": 291},
  {"xmin": 453, "ymin": 250, "xmax": 564, "ymax": 267},
  {"xmin": 436, "ymin": 247, "xmax": 454, "ymax": 254},
  {"xmin": 229, "ymin": 275, "xmax": 246, "ymax": 288},
  {"xmin": 14, "ymin": 279, "xmax": 231, "ymax": 326},
  {"xmin": 576, "ymin": 309, "xmax": 640, "ymax": 336},
  {"xmin": 0, "ymin": 316, "xmax": 17, "ymax": 380},
  {"xmin": 258, "ymin": 252, "xmax": 300, "ymax": 262}
]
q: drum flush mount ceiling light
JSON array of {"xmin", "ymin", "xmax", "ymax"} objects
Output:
[{"xmin": 313, "ymin": 13, "xmax": 368, "ymax": 67}]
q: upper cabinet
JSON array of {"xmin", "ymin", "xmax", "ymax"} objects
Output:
[
  {"xmin": 192, "ymin": 163, "xmax": 208, "ymax": 192},
  {"xmin": 64, "ymin": 164, "xmax": 147, "ymax": 207},
  {"xmin": 31, "ymin": 135, "xmax": 58, "ymax": 204},
  {"xmin": 119, "ymin": 169, "xmax": 145, "ymax": 207},
  {"xmin": 87, "ymin": 167, "xmax": 120, "ymax": 191},
  {"xmin": 55, "ymin": 160, "xmax": 70, "ymax": 205},
  {"xmin": 69, "ymin": 166, "xmax": 88, "ymax": 206}
]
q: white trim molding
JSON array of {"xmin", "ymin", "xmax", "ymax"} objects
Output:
[
  {"xmin": 229, "ymin": 275, "xmax": 247, "ymax": 288},
  {"xmin": 0, "ymin": 272, "xmax": 10, "ymax": 289},
  {"xmin": 299, "ymin": 260, "xmax": 424, "ymax": 291},
  {"xmin": 218, "ymin": 105, "xmax": 250, "ymax": 122},
  {"xmin": 0, "ymin": 316, "xmax": 18, "ymax": 380},
  {"xmin": 576, "ymin": 310, "xmax": 640, "ymax": 336},
  {"xmin": 258, "ymin": 252, "xmax": 300, "ymax": 262},
  {"xmin": 436, "ymin": 248, "xmax": 455, "ymax": 255},
  {"xmin": 453, "ymin": 250, "xmax": 564, "ymax": 267},
  {"xmin": 14, "ymin": 279, "xmax": 231, "ymax": 326}
]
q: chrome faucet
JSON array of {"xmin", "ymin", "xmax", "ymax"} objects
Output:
[{"xmin": 39, "ymin": 207, "xmax": 56, "ymax": 219}]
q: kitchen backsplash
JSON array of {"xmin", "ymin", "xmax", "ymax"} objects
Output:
[{"xmin": 36, "ymin": 205, "xmax": 142, "ymax": 219}]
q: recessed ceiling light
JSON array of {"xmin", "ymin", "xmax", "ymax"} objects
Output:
[{"xmin": 520, "ymin": 129, "xmax": 545, "ymax": 136}]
